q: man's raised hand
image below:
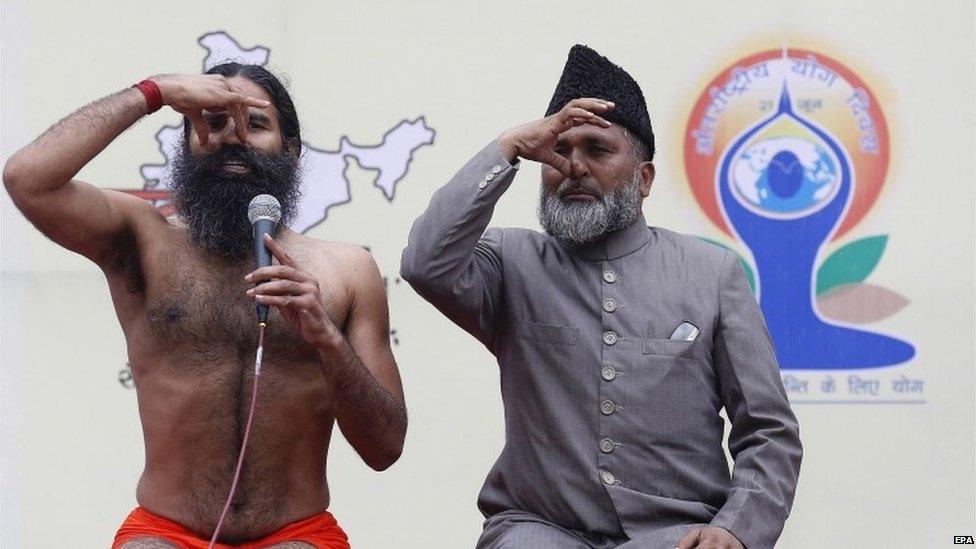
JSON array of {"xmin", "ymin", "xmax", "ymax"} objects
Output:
[
  {"xmin": 153, "ymin": 74, "xmax": 270, "ymax": 146},
  {"xmin": 498, "ymin": 97, "xmax": 614, "ymax": 176}
]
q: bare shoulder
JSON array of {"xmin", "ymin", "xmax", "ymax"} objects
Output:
[
  {"xmin": 319, "ymin": 239, "xmax": 377, "ymax": 272},
  {"xmin": 280, "ymin": 232, "xmax": 381, "ymax": 289}
]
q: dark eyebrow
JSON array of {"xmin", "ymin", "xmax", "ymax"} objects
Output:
[
  {"xmin": 554, "ymin": 133, "xmax": 616, "ymax": 148},
  {"xmin": 582, "ymin": 135, "xmax": 614, "ymax": 148},
  {"xmin": 248, "ymin": 113, "xmax": 272, "ymax": 125}
]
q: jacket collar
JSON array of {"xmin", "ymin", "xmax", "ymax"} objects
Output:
[{"xmin": 559, "ymin": 212, "xmax": 652, "ymax": 261}]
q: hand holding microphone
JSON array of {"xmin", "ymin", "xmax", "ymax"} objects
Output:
[{"xmin": 245, "ymin": 196, "xmax": 339, "ymax": 347}]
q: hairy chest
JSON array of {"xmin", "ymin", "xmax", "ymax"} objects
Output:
[{"xmin": 137, "ymin": 247, "xmax": 346, "ymax": 365}]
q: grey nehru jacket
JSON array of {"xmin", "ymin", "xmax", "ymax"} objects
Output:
[{"xmin": 401, "ymin": 140, "xmax": 802, "ymax": 549}]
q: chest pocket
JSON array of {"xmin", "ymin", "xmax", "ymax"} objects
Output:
[
  {"xmin": 516, "ymin": 321, "xmax": 579, "ymax": 346},
  {"xmin": 642, "ymin": 338, "xmax": 700, "ymax": 358},
  {"xmin": 640, "ymin": 337, "xmax": 716, "ymax": 407}
]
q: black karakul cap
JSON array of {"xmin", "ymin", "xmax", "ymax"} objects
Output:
[{"xmin": 545, "ymin": 44, "xmax": 655, "ymax": 160}]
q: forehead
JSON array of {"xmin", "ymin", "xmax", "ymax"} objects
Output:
[
  {"xmin": 556, "ymin": 123, "xmax": 628, "ymax": 145},
  {"xmin": 225, "ymin": 76, "xmax": 277, "ymax": 122}
]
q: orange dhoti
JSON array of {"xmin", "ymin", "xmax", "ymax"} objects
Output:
[{"xmin": 112, "ymin": 506, "xmax": 350, "ymax": 549}]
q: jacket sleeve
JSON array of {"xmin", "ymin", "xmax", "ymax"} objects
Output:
[
  {"xmin": 400, "ymin": 140, "xmax": 519, "ymax": 350},
  {"xmin": 710, "ymin": 251, "xmax": 803, "ymax": 549}
]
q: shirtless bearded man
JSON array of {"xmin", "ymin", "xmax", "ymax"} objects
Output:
[{"xmin": 3, "ymin": 63, "xmax": 407, "ymax": 548}]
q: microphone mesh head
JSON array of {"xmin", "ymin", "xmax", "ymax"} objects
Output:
[{"xmin": 248, "ymin": 194, "xmax": 282, "ymax": 225}]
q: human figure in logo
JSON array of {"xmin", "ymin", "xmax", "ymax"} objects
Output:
[
  {"xmin": 401, "ymin": 45, "xmax": 802, "ymax": 549},
  {"xmin": 3, "ymin": 63, "xmax": 406, "ymax": 548},
  {"xmin": 719, "ymin": 85, "xmax": 915, "ymax": 369}
]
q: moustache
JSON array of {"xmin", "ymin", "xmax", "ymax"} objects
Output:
[
  {"xmin": 553, "ymin": 179, "xmax": 605, "ymax": 202},
  {"xmin": 189, "ymin": 144, "xmax": 269, "ymax": 179}
]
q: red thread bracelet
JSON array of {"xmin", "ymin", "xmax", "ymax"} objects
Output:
[{"xmin": 132, "ymin": 79, "xmax": 162, "ymax": 114}]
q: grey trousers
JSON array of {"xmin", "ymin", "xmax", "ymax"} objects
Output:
[{"xmin": 476, "ymin": 510, "xmax": 704, "ymax": 549}]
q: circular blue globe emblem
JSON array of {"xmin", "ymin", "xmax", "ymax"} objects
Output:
[{"xmin": 729, "ymin": 136, "xmax": 840, "ymax": 219}]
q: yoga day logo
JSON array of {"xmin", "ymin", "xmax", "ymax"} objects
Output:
[{"xmin": 683, "ymin": 48, "xmax": 915, "ymax": 372}]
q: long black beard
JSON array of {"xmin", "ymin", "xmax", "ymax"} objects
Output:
[{"xmin": 170, "ymin": 143, "xmax": 301, "ymax": 261}]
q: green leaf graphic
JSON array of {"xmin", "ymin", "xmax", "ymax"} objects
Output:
[
  {"xmin": 698, "ymin": 237, "xmax": 756, "ymax": 293},
  {"xmin": 816, "ymin": 235, "xmax": 888, "ymax": 295}
]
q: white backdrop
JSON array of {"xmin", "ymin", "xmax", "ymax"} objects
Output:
[{"xmin": 2, "ymin": 1, "xmax": 974, "ymax": 547}]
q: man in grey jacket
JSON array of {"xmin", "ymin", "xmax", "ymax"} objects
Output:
[{"xmin": 401, "ymin": 45, "xmax": 801, "ymax": 549}]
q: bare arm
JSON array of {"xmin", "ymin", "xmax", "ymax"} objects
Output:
[
  {"xmin": 248, "ymin": 236, "xmax": 407, "ymax": 470},
  {"xmin": 321, "ymin": 248, "xmax": 406, "ymax": 470},
  {"xmin": 3, "ymin": 88, "xmax": 155, "ymax": 265},
  {"xmin": 2, "ymin": 75, "xmax": 270, "ymax": 267}
]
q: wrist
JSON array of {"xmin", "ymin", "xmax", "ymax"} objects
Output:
[
  {"xmin": 312, "ymin": 326, "xmax": 345, "ymax": 356},
  {"xmin": 149, "ymin": 76, "xmax": 178, "ymax": 107},
  {"xmin": 498, "ymin": 132, "xmax": 520, "ymax": 164},
  {"xmin": 314, "ymin": 329, "xmax": 349, "ymax": 381},
  {"xmin": 132, "ymin": 79, "xmax": 163, "ymax": 114}
]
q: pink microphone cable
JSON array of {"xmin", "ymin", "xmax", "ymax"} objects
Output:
[{"xmin": 208, "ymin": 322, "xmax": 266, "ymax": 549}]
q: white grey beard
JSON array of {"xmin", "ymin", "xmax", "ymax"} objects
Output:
[{"xmin": 537, "ymin": 169, "xmax": 642, "ymax": 245}]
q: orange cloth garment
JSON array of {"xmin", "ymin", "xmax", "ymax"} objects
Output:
[{"xmin": 112, "ymin": 506, "xmax": 350, "ymax": 549}]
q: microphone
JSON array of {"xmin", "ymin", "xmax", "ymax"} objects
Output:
[{"xmin": 248, "ymin": 194, "xmax": 282, "ymax": 324}]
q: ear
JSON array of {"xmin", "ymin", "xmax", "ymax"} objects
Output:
[
  {"xmin": 639, "ymin": 161, "xmax": 655, "ymax": 198},
  {"xmin": 284, "ymin": 138, "xmax": 302, "ymax": 160}
]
